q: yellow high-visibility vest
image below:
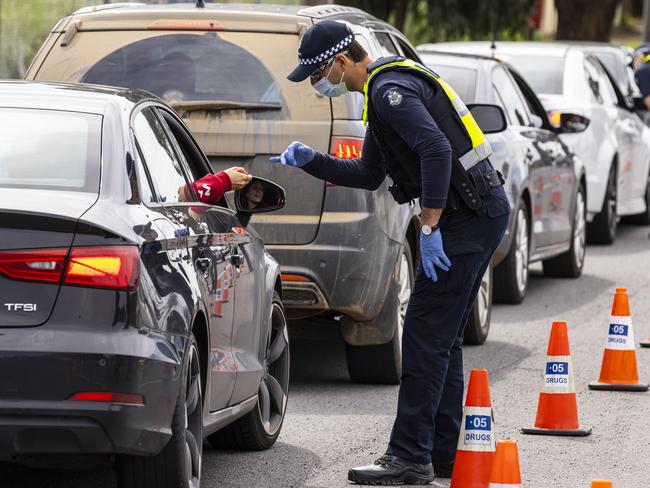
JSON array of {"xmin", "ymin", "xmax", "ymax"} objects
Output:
[{"xmin": 363, "ymin": 57, "xmax": 492, "ymax": 170}]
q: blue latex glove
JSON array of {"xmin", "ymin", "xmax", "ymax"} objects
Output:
[
  {"xmin": 420, "ymin": 228, "xmax": 452, "ymax": 282},
  {"xmin": 269, "ymin": 141, "xmax": 315, "ymax": 167}
]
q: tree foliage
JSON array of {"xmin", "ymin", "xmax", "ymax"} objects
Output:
[{"xmin": 342, "ymin": 0, "xmax": 538, "ymax": 45}]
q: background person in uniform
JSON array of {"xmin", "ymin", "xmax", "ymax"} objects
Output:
[
  {"xmin": 633, "ymin": 44, "xmax": 650, "ymax": 112},
  {"xmin": 270, "ymin": 21, "xmax": 509, "ymax": 485}
]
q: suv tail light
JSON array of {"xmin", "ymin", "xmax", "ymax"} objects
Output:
[
  {"xmin": 330, "ymin": 137, "xmax": 364, "ymax": 159},
  {"xmin": 0, "ymin": 246, "xmax": 139, "ymax": 290},
  {"xmin": 70, "ymin": 391, "xmax": 144, "ymax": 405}
]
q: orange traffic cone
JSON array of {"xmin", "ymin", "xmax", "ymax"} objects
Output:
[
  {"xmin": 488, "ymin": 440, "xmax": 521, "ymax": 487},
  {"xmin": 451, "ymin": 369, "xmax": 495, "ymax": 488},
  {"xmin": 522, "ymin": 321, "xmax": 592, "ymax": 436},
  {"xmin": 591, "ymin": 481, "xmax": 613, "ymax": 488},
  {"xmin": 589, "ymin": 288, "xmax": 649, "ymax": 392}
]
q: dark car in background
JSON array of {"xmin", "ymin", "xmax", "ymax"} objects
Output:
[
  {"xmin": 417, "ymin": 50, "xmax": 587, "ymax": 304},
  {"xmin": 25, "ymin": 2, "xmax": 500, "ymax": 384},
  {"xmin": 0, "ymin": 82, "xmax": 290, "ymax": 488}
]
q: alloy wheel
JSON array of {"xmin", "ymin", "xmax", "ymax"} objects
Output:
[
  {"xmin": 396, "ymin": 249, "xmax": 413, "ymax": 354},
  {"xmin": 260, "ymin": 302, "xmax": 290, "ymax": 436},
  {"xmin": 514, "ymin": 208, "xmax": 529, "ymax": 296},
  {"xmin": 607, "ymin": 171, "xmax": 617, "ymax": 235},
  {"xmin": 184, "ymin": 343, "xmax": 202, "ymax": 488}
]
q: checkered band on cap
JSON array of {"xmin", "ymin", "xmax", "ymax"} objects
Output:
[{"xmin": 299, "ymin": 34, "xmax": 354, "ymax": 66}]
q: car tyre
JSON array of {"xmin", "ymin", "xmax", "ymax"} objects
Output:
[
  {"xmin": 116, "ymin": 334, "xmax": 203, "ymax": 488},
  {"xmin": 622, "ymin": 172, "xmax": 650, "ymax": 226},
  {"xmin": 345, "ymin": 240, "xmax": 414, "ymax": 385},
  {"xmin": 588, "ymin": 164, "xmax": 617, "ymax": 244},
  {"xmin": 208, "ymin": 291, "xmax": 289, "ymax": 451},
  {"xmin": 543, "ymin": 183, "xmax": 587, "ymax": 278},
  {"xmin": 464, "ymin": 264, "xmax": 493, "ymax": 345},
  {"xmin": 494, "ymin": 199, "xmax": 529, "ymax": 304}
]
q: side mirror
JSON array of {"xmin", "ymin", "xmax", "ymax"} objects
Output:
[
  {"xmin": 467, "ymin": 104, "xmax": 507, "ymax": 134},
  {"xmin": 549, "ymin": 111, "xmax": 590, "ymax": 134},
  {"xmin": 235, "ymin": 177, "xmax": 286, "ymax": 214}
]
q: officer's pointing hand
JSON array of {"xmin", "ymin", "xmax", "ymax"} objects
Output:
[
  {"xmin": 420, "ymin": 229, "xmax": 452, "ymax": 282},
  {"xmin": 270, "ymin": 141, "xmax": 315, "ymax": 167}
]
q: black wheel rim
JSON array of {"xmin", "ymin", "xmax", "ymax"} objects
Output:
[
  {"xmin": 259, "ymin": 302, "xmax": 290, "ymax": 436},
  {"xmin": 185, "ymin": 343, "xmax": 202, "ymax": 488}
]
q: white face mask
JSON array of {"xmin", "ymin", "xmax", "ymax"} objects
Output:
[{"xmin": 313, "ymin": 60, "xmax": 347, "ymax": 98}]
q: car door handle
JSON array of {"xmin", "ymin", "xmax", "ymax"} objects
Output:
[
  {"xmin": 230, "ymin": 254, "xmax": 244, "ymax": 268},
  {"xmin": 195, "ymin": 257, "xmax": 211, "ymax": 272}
]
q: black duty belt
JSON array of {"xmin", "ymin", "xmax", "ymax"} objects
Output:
[{"xmin": 467, "ymin": 166, "xmax": 506, "ymax": 198}]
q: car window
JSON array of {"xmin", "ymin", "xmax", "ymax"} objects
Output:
[
  {"xmin": 592, "ymin": 51, "xmax": 627, "ymax": 92},
  {"xmin": 506, "ymin": 66, "xmax": 551, "ymax": 127},
  {"xmin": 584, "ymin": 59, "xmax": 604, "ymax": 104},
  {"xmin": 427, "ymin": 63, "xmax": 477, "ymax": 103},
  {"xmin": 394, "ymin": 36, "xmax": 420, "ymax": 62},
  {"xmin": 132, "ymin": 107, "xmax": 189, "ymax": 204},
  {"xmin": 0, "ymin": 108, "xmax": 101, "ymax": 193},
  {"xmin": 492, "ymin": 66, "xmax": 530, "ymax": 126},
  {"xmin": 499, "ymin": 54, "xmax": 565, "ymax": 95},
  {"xmin": 81, "ymin": 33, "xmax": 282, "ymax": 107},
  {"xmin": 590, "ymin": 59, "xmax": 618, "ymax": 106},
  {"xmin": 374, "ymin": 31, "xmax": 400, "ymax": 57}
]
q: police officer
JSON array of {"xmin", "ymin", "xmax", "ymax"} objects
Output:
[
  {"xmin": 634, "ymin": 45, "xmax": 650, "ymax": 114},
  {"xmin": 271, "ymin": 21, "xmax": 510, "ymax": 485}
]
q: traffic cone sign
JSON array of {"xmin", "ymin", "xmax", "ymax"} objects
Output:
[
  {"xmin": 591, "ymin": 481, "xmax": 613, "ymax": 488},
  {"xmin": 589, "ymin": 288, "xmax": 649, "ymax": 392},
  {"xmin": 522, "ymin": 321, "xmax": 592, "ymax": 436},
  {"xmin": 488, "ymin": 440, "xmax": 521, "ymax": 487},
  {"xmin": 451, "ymin": 369, "xmax": 495, "ymax": 488}
]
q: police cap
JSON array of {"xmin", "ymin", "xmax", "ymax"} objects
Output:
[{"xmin": 287, "ymin": 20, "xmax": 354, "ymax": 82}]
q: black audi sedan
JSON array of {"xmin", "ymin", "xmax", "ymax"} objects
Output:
[{"xmin": 0, "ymin": 82, "xmax": 290, "ymax": 488}]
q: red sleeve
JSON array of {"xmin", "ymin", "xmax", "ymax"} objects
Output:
[{"xmin": 190, "ymin": 171, "xmax": 232, "ymax": 205}]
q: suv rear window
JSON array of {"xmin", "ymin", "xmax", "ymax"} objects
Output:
[
  {"xmin": 0, "ymin": 108, "xmax": 101, "ymax": 192},
  {"xmin": 81, "ymin": 33, "xmax": 283, "ymax": 107}
]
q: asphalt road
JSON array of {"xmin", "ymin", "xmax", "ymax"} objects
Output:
[{"xmin": 3, "ymin": 225, "xmax": 650, "ymax": 488}]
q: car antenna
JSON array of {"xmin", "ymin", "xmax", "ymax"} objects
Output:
[
  {"xmin": 196, "ymin": 0, "xmax": 205, "ymax": 7},
  {"xmin": 488, "ymin": 0, "xmax": 497, "ymax": 58}
]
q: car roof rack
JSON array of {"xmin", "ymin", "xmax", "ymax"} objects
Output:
[
  {"xmin": 73, "ymin": 2, "xmax": 146, "ymax": 16},
  {"xmin": 297, "ymin": 5, "xmax": 369, "ymax": 19}
]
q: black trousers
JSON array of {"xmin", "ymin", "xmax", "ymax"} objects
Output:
[{"xmin": 386, "ymin": 160, "xmax": 510, "ymax": 464}]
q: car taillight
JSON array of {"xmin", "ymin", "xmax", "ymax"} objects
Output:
[
  {"xmin": 64, "ymin": 246, "xmax": 140, "ymax": 291},
  {"xmin": 330, "ymin": 137, "xmax": 364, "ymax": 159},
  {"xmin": 70, "ymin": 391, "xmax": 144, "ymax": 406},
  {"xmin": 0, "ymin": 246, "xmax": 139, "ymax": 290},
  {"xmin": 0, "ymin": 249, "xmax": 67, "ymax": 283}
]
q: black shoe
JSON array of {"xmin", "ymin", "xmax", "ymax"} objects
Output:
[
  {"xmin": 348, "ymin": 454, "xmax": 434, "ymax": 485},
  {"xmin": 433, "ymin": 460, "xmax": 454, "ymax": 478}
]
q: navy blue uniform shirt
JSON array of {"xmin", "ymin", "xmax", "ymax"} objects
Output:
[
  {"xmin": 635, "ymin": 62, "xmax": 650, "ymax": 98},
  {"xmin": 302, "ymin": 65, "xmax": 453, "ymax": 208}
]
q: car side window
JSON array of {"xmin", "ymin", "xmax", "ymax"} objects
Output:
[
  {"xmin": 492, "ymin": 66, "xmax": 530, "ymax": 127},
  {"xmin": 584, "ymin": 60, "xmax": 603, "ymax": 104},
  {"xmin": 591, "ymin": 61, "xmax": 618, "ymax": 106},
  {"xmin": 393, "ymin": 36, "xmax": 421, "ymax": 62},
  {"xmin": 132, "ymin": 107, "xmax": 189, "ymax": 204},
  {"xmin": 373, "ymin": 31, "xmax": 400, "ymax": 57}
]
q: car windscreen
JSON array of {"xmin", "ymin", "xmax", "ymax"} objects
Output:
[
  {"xmin": 498, "ymin": 54, "xmax": 565, "ymax": 95},
  {"xmin": 80, "ymin": 33, "xmax": 283, "ymax": 107},
  {"xmin": 0, "ymin": 108, "xmax": 101, "ymax": 193},
  {"xmin": 428, "ymin": 64, "xmax": 478, "ymax": 102}
]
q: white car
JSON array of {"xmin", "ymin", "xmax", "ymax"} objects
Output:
[{"xmin": 419, "ymin": 41, "xmax": 650, "ymax": 244}]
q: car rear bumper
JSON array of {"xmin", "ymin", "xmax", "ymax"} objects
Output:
[{"xmin": 0, "ymin": 327, "xmax": 182, "ymax": 460}]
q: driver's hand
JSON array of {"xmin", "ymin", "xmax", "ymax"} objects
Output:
[{"xmin": 225, "ymin": 167, "xmax": 252, "ymax": 190}]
